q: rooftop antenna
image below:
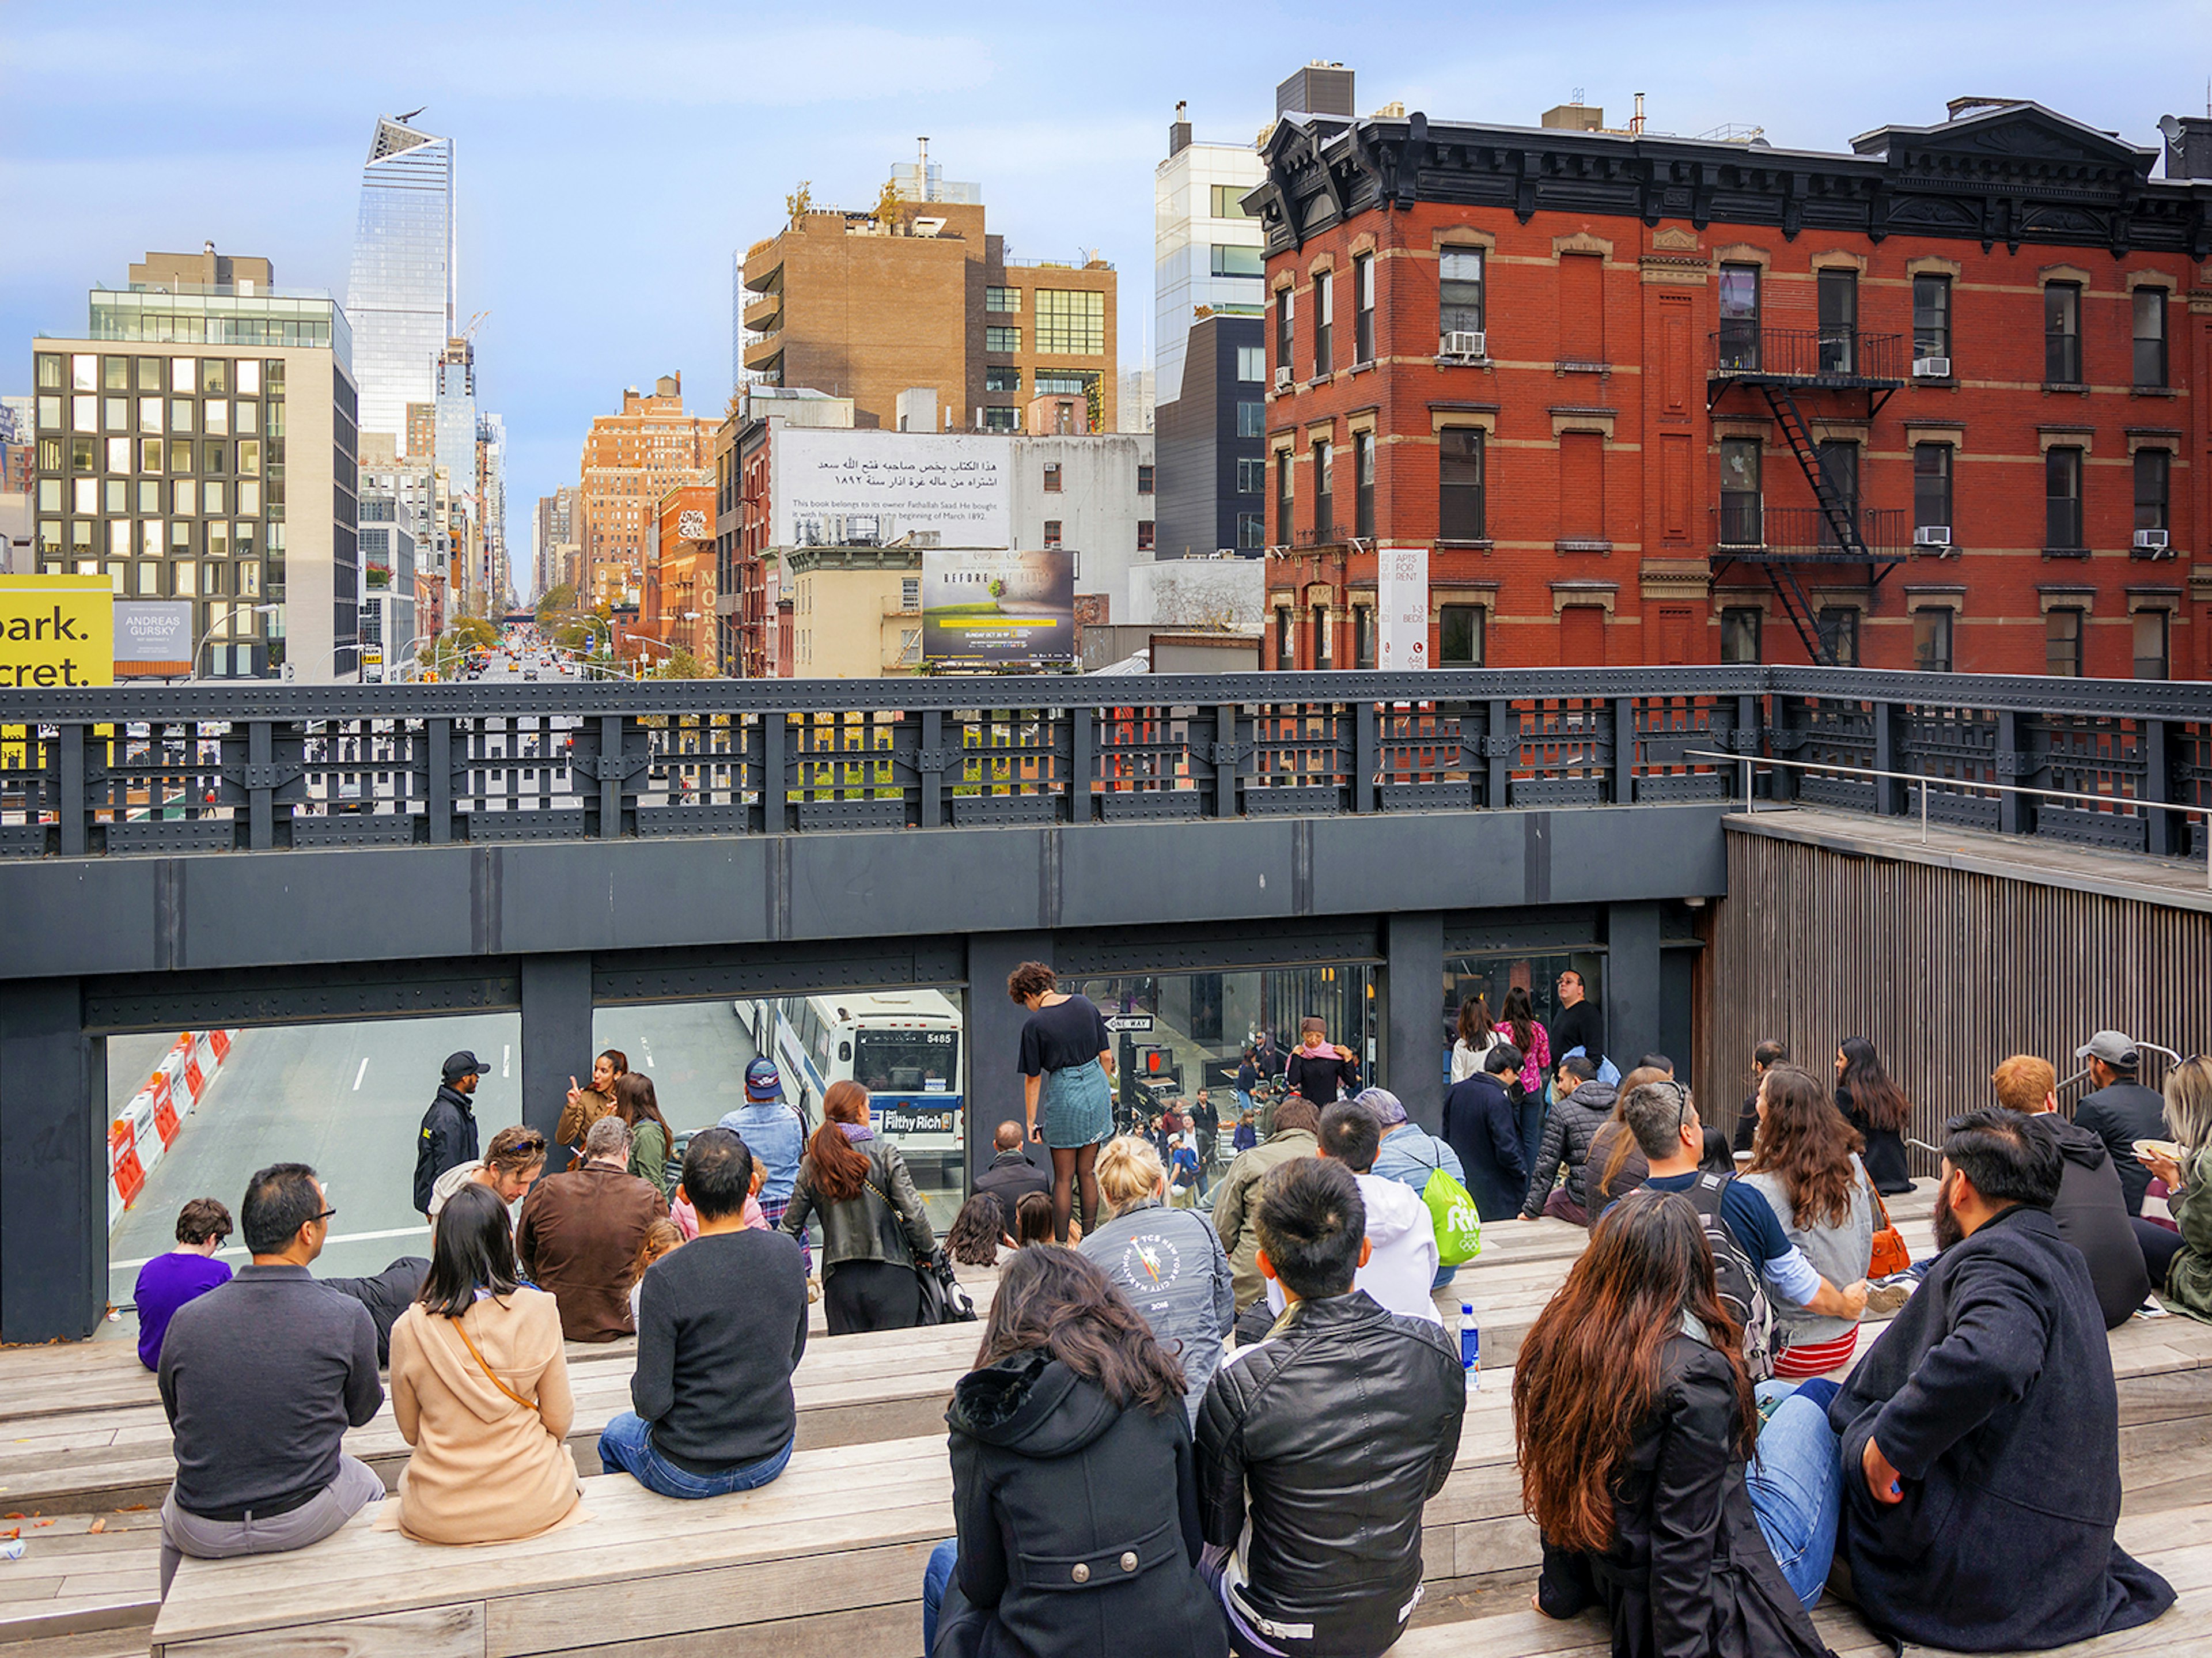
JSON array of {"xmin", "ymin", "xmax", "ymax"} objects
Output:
[
  {"xmin": 917, "ymin": 136, "xmax": 931, "ymax": 202},
  {"xmin": 1571, "ymin": 85, "xmax": 1585, "ymax": 105}
]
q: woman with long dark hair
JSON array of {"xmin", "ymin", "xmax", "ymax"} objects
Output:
[
  {"xmin": 1450, "ymin": 994, "xmax": 1498, "ymax": 1084},
  {"xmin": 782, "ymin": 1080, "xmax": 937, "ymax": 1334},
  {"xmin": 1009, "ymin": 962, "xmax": 1116, "ymax": 1242},
  {"xmin": 613, "ymin": 1072, "xmax": 673, "ymax": 1191},
  {"xmin": 1516, "ymin": 1187, "xmax": 1839, "ymax": 1648},
  {"xmin": 1501, "ymin": 983, "xmax": 1552, "ymax": 1159},
  {"xmin": 922, "ymin": 1247, "xmax": 1227, "ymax": 1658},
  {"xmin": 387, "ymin": 1183, "xmax": 581, "ymax": 1544},
  {"xmin": 1742, "ymin": 1065, "xmax": 1874, "ymax": 1377},
  {"xmin": 946, "ymin": 1194, "xmax": 1012, "ymax": 1270},
  {"xmin": 1834, "ymin": 1036, "xmax": 1913, "ymax": 1195}
]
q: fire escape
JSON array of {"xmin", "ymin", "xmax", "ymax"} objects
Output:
[{"xmin": 1708, "ymin": 324, "xmax": 1906, "ymax": 665}]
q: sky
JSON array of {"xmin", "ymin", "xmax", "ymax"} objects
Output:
[{"xmin": 6, "ymin": 1, "xmax": 2208, "ymax": 599}]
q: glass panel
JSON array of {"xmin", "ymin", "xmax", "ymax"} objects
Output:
[
  {"xmin": 137, "ymin": 357, "xmax": 162, "ymax": 389},
  {"xmin": 106, "ymin": 437, "xmax": 132, "ymax": 472},
  {"xmin": 104, "ymin": 478, "xmax": 128, "ymax": 514},
  {"xmin": 237, "ymin": 440, "xmax": 260, "ymax": 476},
  {"xmin": 2133, "ymin": 289, "xmax": 2167, "ymax": 388},
  {"xmin": 2134, "ymin": 451, "xmax": 2169, "ymax": 532},
  {"xmin": 138, "ymin": 480, "xmax": 160, "ymax": 513},
  {"xmin": 171, "ymin": 399, "xmax": 195, "ymax": 433},
  {"xmin": 203, "ymin": 399, "xmax": 228, "ymax": 436},
  {"xmin": 2133, "ymin": 610, "xmax": 2168, "ymax": 680},
  {"xmin": 107, "ymin": 518, "xmax": 130, "ymax": 556},
  {"xmin": 235, "ymin": 358, "xmax": 259, "ymax": 395},
  {"xmin": 171, "ymin": 358, "xmax": 196, "ymax": 394},
  {"xmin": 2044, "ymin": 285, "xmax": 2080, "ymax": 383},
  {"xmin": 1912, "ymin": 608, "xmax": 1952, "ymax": 672},
  {"xmin": 141, "ymin": 520, "xmax": 162, "ymax": 557},
  {"xmin": 1438, "ymin": 429, "xmax": 1485, "ymax": 541},
  {"xmin": 1718, "ymin": 266, "xmax": 1760, "ymax": 370},
  {"xmin": 138, "ymin": 562, "xmax": 162, "ymax": 595},
  {"xmin": 1439, "ymin": 249, "xmax": 1484, "ymax": 335},
  {"xmin": 72, "ymin": 355, "xmax": 97, "ymax": 391},
  {"xmin": 1913, "ymin": 445, "xmax": 1950, "ymax": 529},
  {"xmin": 201, "ymin": 358, "xmax": 228, "ymax": 395},
  {"xmin": 2046, "ymin": 609, "xmax": 2082, "ymax": 677},
  {"xmin": 173, "ymin": 479, "xmax": 196, "ymax": 516},
  {"xmin": 1210, "ymin": 245, "xmax": 1264, "ymax": 277},
  {"xmin": 173, "ymin": 560, "xmax": 197, "ymax": 596},
  {"xmin": 1912, "ymin": 275, "xmax": 1950, "ymax": 361},
  {"xmin": 71, "ymin": 476, "xmax": 96, "ymax": 513},
  {"xmin": 72, "ymin": 395, "xmax": 97, "ymax": 433},
  {"xmin": 104, "ymin": 396, "xmax": 129, "ymax": 431},
  {"xmin": 1440, "ymin": 604, "xmax": 1484, "ymax": 665},
  {"xmin": 2044, "ymin": 448, "xmax": 2082, "ymax": 548},
  {"xmin": 1817, "ymin": 271, "xmax": 1857, "ymax": 373}
]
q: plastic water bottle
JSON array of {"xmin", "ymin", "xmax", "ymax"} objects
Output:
[
  {"xmin": 0, "ymin": 1539, "xmax": 22, "ymax": 1562},
  {"xmin": 1461, "ymin": 1301, "xmax": 1480, "ymax": 1391}
]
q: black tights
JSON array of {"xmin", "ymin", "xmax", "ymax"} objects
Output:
[{"xmin": 1050, "ymin": 1143, "xmax": 1100, "ymax": 1242}]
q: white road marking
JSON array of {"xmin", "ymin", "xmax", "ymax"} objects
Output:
[
  {"xmin": 113, "ymin": 1223, "xmax": 430, "ymax": 1272},
  {"xmin": 353, "ymin": 1056, "xmax": 369, "ymax": 1091},
  {"xmin": 642, "ymin": 1040, "xmax": 654, "ymax": 1070},
  {"xmin": 503, "ymin": 1043, "xmax": 512, "ymax": 1078}
]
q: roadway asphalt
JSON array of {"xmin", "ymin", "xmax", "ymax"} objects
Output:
[{"xmin": 105, "ymin": 1000, "xmax": 764, "ymax": 1308}]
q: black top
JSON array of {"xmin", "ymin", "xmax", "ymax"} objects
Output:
[
  {"xmin": 1536, "ymin": 1334, "xmax": 1830, "ymax": 1658},
  {"xmin": 1548, "ymin": 998, "xmax": 1604, "ymax": 1066},
  {"xmin": 2073, "ymin": 1080, "xmax": 2170, "ymax": 1216},
  {"xmin": 158, "ymin": 1264, "xmax": 383, "ymax": 1521},
  {"xmin": 1283, "ymin": 1044, "xmax": 1358, "ymax": 1104},
  {"xmin": 412, "ymin": 1084, "xmax": 479, "ymax": 1214},
  {"xmin": 935, "ymin": 1352, "xmax": 1227, "ymax": 1658},
  {"xmin": 1018, "ymin": 994, "xmax": 1111, "ymax": 1077},
  {"xmin": 975, "ymin": 1148, "xmax": 1052, "ymax": 1237},
  {"xmin": 632, "ymin": 1228, "xmax": 809, "ymax": 1474},
  {"xmin": 2033, "ymin": 1114, "xmax": 2153, "ymax": 1329},
  {"xmin": 1836, "ymin": 1084, "xmax": 1913, "ymax": 1195},
  {"xmin": 1829, "ymin": 1204, "xmax": 2173, "ymax": 1651},
  {"xmin": 1440, "ymin": 1072, "xmax": 1527, "ymax": 1222}
]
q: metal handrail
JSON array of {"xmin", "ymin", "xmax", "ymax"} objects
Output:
[{"xmin": 1684, "ymin": 748, "xmax": 2212, "ymax": 889}]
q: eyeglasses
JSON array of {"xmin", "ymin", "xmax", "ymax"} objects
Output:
[
  {"xmin": 1652, "ymin": 1078, "xmax": 1692, "ymax": 1137},
  {"xmin": 312, "ymin": 1206, "xmax": 338, "ymax": 1224}
]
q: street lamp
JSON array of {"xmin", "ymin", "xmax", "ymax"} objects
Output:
[{"xmin": 193, "ymin": 605, "xmax": 282, "ymax": 681}]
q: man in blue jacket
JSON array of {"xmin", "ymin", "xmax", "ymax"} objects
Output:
[{"xmin": 717, "ymin": 1058, "xmax": 806, "ymax": 1237}]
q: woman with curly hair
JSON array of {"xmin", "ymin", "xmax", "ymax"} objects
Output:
[
  {"xmin": 1741, "ymin": 1065, "xmax": 1874, "ymax": 1377},
  {"xmin": 1517, "ymin": 1187, "xmax": 1838, "ymax": 1646},
  {"xmin": 922, "ymin": 1247, "xmax": 1226, "ymax": 1658},
  {"xmin": 1009, "ymin": 961, "xmax": 1117, "ymax": 1242}
]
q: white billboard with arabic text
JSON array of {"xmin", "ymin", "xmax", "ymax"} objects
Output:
[{"xmin": 773, "ymin": 430, "xmax": 1010, "ymax": 549}]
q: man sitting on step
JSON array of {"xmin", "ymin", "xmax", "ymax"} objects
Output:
[
  {"xmin": 156, "ymin": 1163, "xmax": 384, "ymax": 1596},
  {"xmin": 1198, "ymin": 1157, "xmax": 1464, "ymax": 1658}
]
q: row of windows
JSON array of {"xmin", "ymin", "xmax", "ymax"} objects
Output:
[
  {"xmin": 36, "ymin": 517, "xmax": 279, "ymax": 560},
  {"xmin": 1035, "ymin": 289, "xmax": 1106, "ymax": 355},
  {"xmin": 1717, "ymin": 601, "xmax": 2171, "ymax": 680},
  {"xmin": 1271, "ymin": 256, "xmax": 2175, "ymax": 389},
  {"xmin": 40, "ymin": 433, "xmax": 283, "ymax": 477},
  {"xmin": 1038, "ymin": 463, "xmax": 1154, "ymax": 494},
  {"xmin": 1035, "ymin": 520, "xmax": 1156, "ymax": 550},
  {"xmin": 1274, "ymin": 601, "xmax": 1487, "ymax": 669},
  {"xmin": 1719, "ymin": 436, "xmax": 2175, "ymax": 546},
  {"xmin": 37, "ymin": 353, "xmax": 273, "ymax": 396},
  {"xmin": 41, "ymin": 472, "xmax": 270, "ymax": 517}
]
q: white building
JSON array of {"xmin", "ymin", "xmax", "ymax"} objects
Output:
[
  {"xmin": 346, "ymin": 116, "xmax": 455, "ymax": 446},
  {"xmin": 1153, "ymin": 105, "xmax": 1266, "ymax": 407},
  {"xmin": 1008, "ymin": 432, "xmax": 1154, "ymax": 621}
]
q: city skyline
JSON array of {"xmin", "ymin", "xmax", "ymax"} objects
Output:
[{"xmin": 6, "ymin": 1, "xmax": 2206, "ymax": 599}]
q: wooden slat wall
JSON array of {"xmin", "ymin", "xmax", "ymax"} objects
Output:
[{"xmin": 1703, "ymin": 827, "xmax": 2212, "ymax": 1174}]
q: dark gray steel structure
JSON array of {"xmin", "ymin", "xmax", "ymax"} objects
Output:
[{"xmin": 3, "ymin": 668, "xmax": 2206, "ymax": 1342}]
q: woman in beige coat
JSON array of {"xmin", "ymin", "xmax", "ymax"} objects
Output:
[{"xmin": 389, "ymin": 1182, "xmax": 582, "ymax": 1544}]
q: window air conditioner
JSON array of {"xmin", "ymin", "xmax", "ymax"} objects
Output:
[
  {"xmin": 1272, "ymin": 366, "xmax": 1292, "ymax": 391},
  {"xmin": 1440, "ymin": 330, "xmax": 1486, "ymax": 361},
  {"xmin": 1913, "ymin": 525, "xmax": 1952, "ymax": 548},
  {"xmin": 1912, "ymin": 357, "xmax": 1951, "ymax": 378},
  {"xmin": 2134, "ymin": 528, "xmax": 2170, "ymax": 551}
]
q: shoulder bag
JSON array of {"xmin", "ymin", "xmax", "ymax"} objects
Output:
[
  {"xmin": 1868, "ymin": 1187, "xmax": 1911, "ymax": 1280},
  {"xmin": 862, "ymin": 1167, "xmax": 975, "ymax": 1326},
  {"xmin": 446, "ymin": 1311, "xmax": 540, "ymax": 1412}
]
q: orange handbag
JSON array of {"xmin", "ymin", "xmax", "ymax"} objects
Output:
[{"xmin": 1869, "ymin": 1188, "xmax": 1911, "ymax": 1279}]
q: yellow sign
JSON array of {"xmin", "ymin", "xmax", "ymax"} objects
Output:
[{"xmin": 0, "ymin": 576, "xmax": 114, "ymax": 688}]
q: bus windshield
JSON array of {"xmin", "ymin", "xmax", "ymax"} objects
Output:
[{"xmin": 854, "ymin": 1028, "xmax": 959, "ymax": 1095}]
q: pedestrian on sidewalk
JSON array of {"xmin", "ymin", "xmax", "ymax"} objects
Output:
[
  {"xmin": 1010, "ymin": 962, "xmax": 1116, "ymax": 1242},
  {"xmin": 1192, "ymin": 1088, "xmax": 1219, "ymax": 1179},
  {"xmin": 412, "ymin": 1051, "xmax": 483, "ymax": 1218}
]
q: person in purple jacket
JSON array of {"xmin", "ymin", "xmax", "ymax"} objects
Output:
[{"xmin": 134, "ymin": 1198, "xmax": 233, "ymax": 1370}]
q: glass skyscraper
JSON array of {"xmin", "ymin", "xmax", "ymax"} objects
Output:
[{"xmin": 346, "ymin": 115, "xmax": 454, "ymax": 447}]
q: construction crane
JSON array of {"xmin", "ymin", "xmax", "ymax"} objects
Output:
[{"xmin": 460, "ymin": 310, "xmax": 490, "ymax": 342}]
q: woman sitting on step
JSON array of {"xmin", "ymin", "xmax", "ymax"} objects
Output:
[
  {"xmin": 387, "ymin": 1182, "xmax": 582, "ymax": 1545},
  {"xmin": 1516, "ymin": 1187, "xmax": 1832, "ymax": 1656},
  {"xmin": 923, "ymin": 1246, "xmax": 1226, "ymax": 1658}
]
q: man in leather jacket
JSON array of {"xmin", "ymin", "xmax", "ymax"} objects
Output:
[{"xmin": 1196, "ymin": 1156, "xmax": 1464, "ymax": 1658}]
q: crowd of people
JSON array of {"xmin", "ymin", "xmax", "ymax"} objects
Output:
[{"xmin": 130, "ymin": 975, "xmax": 2212, "ymax": 1658}]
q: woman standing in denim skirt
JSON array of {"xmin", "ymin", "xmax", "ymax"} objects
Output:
[{"xmin": 1010, "ymin": 962, "xmax": 1116, "ymax": 1242}]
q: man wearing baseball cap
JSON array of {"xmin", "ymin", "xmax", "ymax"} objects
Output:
[
  {"xmin": 412, "ymin": 1052, "xmax": 484, "ymax": 1218},
  {"xmin": 2073, "ymin": 1031, "xmax": 2172, "ymax": 1217},
  {"xmin": 717, "ymin": 1058, "xmax": 806, "ymax": 1239}
]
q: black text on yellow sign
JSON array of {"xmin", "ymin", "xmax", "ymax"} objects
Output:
[{"xmin": 0, "ymin": 576, "xmax": 115, "ymax": 688}]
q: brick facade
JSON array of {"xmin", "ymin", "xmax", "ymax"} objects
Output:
[
  {"xmin": 1253, "ymin": 101, "xmax": 2211, "ymax": 679},
  {"xmin": 575, "ymin": 374, "xmax": 713, "ymax": 612}
]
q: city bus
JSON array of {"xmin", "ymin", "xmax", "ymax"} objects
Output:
[{"xmin": 741, "ymin": 990, "xmax": 965, "ymax": 1195}]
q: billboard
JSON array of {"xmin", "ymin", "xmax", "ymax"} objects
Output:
[
  {"xmin": 114, "ymin": 600, "xmax": 196, "ymax": 677},
  {"xmin": 1377, "ymin": 546, "xmax": 1430, "ymax": 671},
  {"xmin": 774, "ymin": 430, "xmax": 1010, "ymax": 548},
  {"xmin": 922, "ymin": 548, "xmax": 1075, "ymax": 669},
  {"xmin": 0, "ymin": 574, "xmax": 113, "ymax": 687}
]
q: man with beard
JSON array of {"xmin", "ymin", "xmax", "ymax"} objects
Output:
[{"xmin": 1819, "ymin": 1109, "xmax": 2174, "ymax": 1651}]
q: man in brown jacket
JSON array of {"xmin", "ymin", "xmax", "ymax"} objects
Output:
[
  {"xmin": 1210, "ymin": 1095, "xmax": 1321, "ymax": 1313},
  {"xmin": 554, "ymin": 1048, "xmax": 628, "ymax": 1159},
  {"xmin": 516, "ymin": 1115, "xmax": 667, "ymax": 1341}
]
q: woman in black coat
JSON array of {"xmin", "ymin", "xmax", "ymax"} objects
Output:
[
  {"xmin": 923, "ymin": 1246, "xmax": 1227, "ymax": 1658},
  {"xmin": 1834, "ymin": 1037, "xmax": 1914, "ymax": 1195},
  {"xmin": 1516, "ymin": 1188, "xmax": 1834, "ymax": 1658}
]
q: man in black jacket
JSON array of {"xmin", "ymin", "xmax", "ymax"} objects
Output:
[
  {"xmin": 1993, "ymin": 1053, "xmax": 2150, "ymax": 1328},
  {"xmin": 974, "ymin": 1121, "xmax": 1052, "ymax": 1239},
  {"xmin": 1440, "ymin": 1043, "xmax": 1526, "ymax": 1222},
  {"xmin": 1197, "ymin": 1157, "xmax": 1464, "ymax": 1658},
  {"xmin": 1546, "ymin": 967, "xmax": 1603, "ymax": 1068},
  {"xmin": 2071, "ymin": 1030, "xmax": 2170, "ymax": 1216},
  {"xmin": 412, "ymin": 1051, "xmax": 483, "ymax": 1217},
  {"xmin": 1824, "ymin": 1109, "xmax": 2173, "ymax": 1652}
]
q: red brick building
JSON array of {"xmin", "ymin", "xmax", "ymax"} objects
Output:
[
  {"xmin": 1252, "ymin": 100, "xmax": 2212, "ymax": 679},
  {"xmin": 647, "ymin": 484, "xmax": 717, "ymax": 667}
]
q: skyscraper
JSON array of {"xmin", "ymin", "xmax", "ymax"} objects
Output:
[{"xmin": 346, "ymin": 114, "xmax": 454, "ymax": 448}]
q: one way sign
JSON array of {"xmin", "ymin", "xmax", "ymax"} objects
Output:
[{"xmin": 1104, "ymin": 1014, "xmax": 1154, "ymax": 1033}]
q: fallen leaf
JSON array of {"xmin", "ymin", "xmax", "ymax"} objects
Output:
[
  {"xmin": 0, "ymin": 1528, "xmax": 17, "ymax": 1540},
  {"xmin": 2, "ymin": 1512, "xmax": 19, "ymax": 1520},
  {"xmin": 33, "ymin": 1519, "xmax": 52, "ymax": 1528},
  {"xmin": 86, "ymin": 1519, "xmax": 106, "ymax": 1534}
]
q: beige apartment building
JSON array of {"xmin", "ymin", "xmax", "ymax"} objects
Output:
[
  {"xmin": 575, "ymin": 374, "xmax": 713, "ymax": 610},
  {"xmin": 738, "ymin": 163, "xmax": 1117, "ymax": 438},
  {"xmin": 782, "ymin": 546, "xmax": 923, "ymax": 677}
]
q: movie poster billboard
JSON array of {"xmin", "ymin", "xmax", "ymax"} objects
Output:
[
  {"xmin": 921, "ymin": 548, "xmax": 1075, "ymax": 670},
  {"xmin": 773, "ymin": 430, "xmax": 1010, "ymax": 549}
]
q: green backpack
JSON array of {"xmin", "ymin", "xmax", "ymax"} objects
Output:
[{"xmin": 1406, "ymin": 1140, "xmax": 1483, "ymax": 1267}]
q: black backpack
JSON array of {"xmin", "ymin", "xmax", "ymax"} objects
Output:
[{"xmin": 1679, "ymin": 1172, "xmax": 1776, "ymax": 1381}]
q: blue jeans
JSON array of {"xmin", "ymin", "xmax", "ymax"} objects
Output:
[
  {"xmin": 597, "ymin": 1411, "xmax": 793, "ymax": 1499},
  {"xmin": 922, "ymin": 1536, "xmax": 959, "ymax": 1654},
  {"xmin": 1745, "ymin": 1380, "xmax": 1843, "ymax": 1607}
]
